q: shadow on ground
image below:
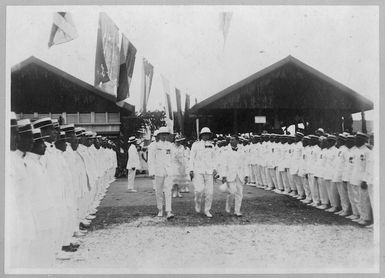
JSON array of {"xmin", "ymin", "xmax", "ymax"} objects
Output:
[{"xmin": 88, "ymin": 178, "xmax": 362, "ymax": 231}]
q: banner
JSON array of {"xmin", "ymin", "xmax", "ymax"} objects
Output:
[
  {"xmin": 117, "ymin": 34, "xmax": 137, "ymax": 102},
  {"xmin": 94, "ymin": 12, "xmax": 120, "ymax": 98},
  {"xmin": 184, "ymin": 94, "xmax": 190, "ymax": 112},
  {"xmin": 48, "ymin": 12, "xmax": 79, "ymax": 48},
  {"xmin": 175, "ymin": 88, "xmax": 184, "ymax": 133},
  {"xmin": 139, "ymin": 58, "xmax": 154, "ymax": 113},
  {"xmin": 219, "ymin": 12, "xmax": 233, "ymax": 47}
]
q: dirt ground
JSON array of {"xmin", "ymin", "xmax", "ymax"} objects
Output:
[{"xmin": 56, "ymin": 176, "xmax": 376, "ymax": 274}]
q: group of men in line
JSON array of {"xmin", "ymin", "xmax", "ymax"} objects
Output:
[
  {"xmin": 128, "ymin": 126, "xmax": 374, "ymax": 228},
  {"xmin": 7, "ymin": 114, "xmax": 117, "ymax": 268}
]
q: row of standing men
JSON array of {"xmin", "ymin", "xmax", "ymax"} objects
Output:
[
  {"xmin": 7, "ymin": 115, "xmax": 117, "ymax": 269},
  {"xmin": 129, "ymin": 126, "xmax": 374, "ymax": 227}
]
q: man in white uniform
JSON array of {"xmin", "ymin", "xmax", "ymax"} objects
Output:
[
  {"xmin": 147, "ymin": 126, "xmax": 176, "ymax": 219},
  {"xmin": 189, "ymin": 127, "xmax": 217, "ymax": 218},
  {"xmin": 221, "ymin": 135, "xmax": 248, "ymax": 216},
  {"xmin": 147, "ymin": 130, "xmax": 159, "ymax": 190},
  {"xmin": 126, "ymin": 136, "xmax": 141, "ymax": 192}
]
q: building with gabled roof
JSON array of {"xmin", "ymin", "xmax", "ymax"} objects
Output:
[
  {"xmin": 189, "ymin": 55, "xmax": 373, "ymax": 134},
  {"xmin": 11, "ymin": 56, "xmax": 135, "ymax": 136}
]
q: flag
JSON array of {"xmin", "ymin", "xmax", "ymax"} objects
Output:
[
  {"xmin": 48, "ymin": 12, "xmax": 78, "ymax": 48},
  {"xmin": 139, "ymin": 58, "xmax": 154, "ymax": 113},
  {"xmin": 219, "ymin": 12, "xmax": 233, "ymax": 47},
  {"xmin": 94, "ymin": 12, "xmax": 120, "ymax": 98},
  {"xmin": 161, "ymin": 75, "xmax": 173, "ymax": 121},
  {"xmin": 117, "ymin": 34, "xmax": 137, "ymax": 102},
  {"xmin": 175, "ymin": 88, "xmax": 183, "ymax": 133},
  {"xmin": 184, "ymin": 94, "xmax": 190, "ymax": 112}
]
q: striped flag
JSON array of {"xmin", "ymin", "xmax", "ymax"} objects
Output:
[
  {"xmin": 94, "ymin": 12, "xmax": 120, "ymax": 98},
  {"xmin": 139, "ymin": 58, "xmax": 154, "ymax": 113},
  {"xmin": 175, "ymin": 88, "xmax": 183, "ymax": 133},
  {"xmin": 161, "ymin": 75, "xmax": 173, "ymax": 121},
  {"xmin": 117, "ymin": 34, "xmax": 137, "ymax": 102},
  {"xmin": 48, "ymin": 12, "xmax": 78, "ymax": 48}
]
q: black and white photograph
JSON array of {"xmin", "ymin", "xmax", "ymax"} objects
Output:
[{"xmin": 3, "ymin": 3, "xmax": 381, "ymax": 275}]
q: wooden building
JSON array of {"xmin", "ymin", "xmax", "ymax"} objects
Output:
[
  {"xmin": 11, "ymin": 56, "xmax": 135, "ymax": 136},
  {"xmin": 189, "ymin": 55, "xmax": 373, "ymax": 135}
]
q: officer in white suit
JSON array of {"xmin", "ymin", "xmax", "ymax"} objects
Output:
[
  {"xmin": 221, "ymin": 135, "xmax": 248, "ymax": 216},
  {"xmin": 147, "ymin": 130, "xmax": 159, "ymax": 190},
  {"xmin": 189, "ymin": 127, "xmax": 217, "ymax": 218},
  {"xmin": 147, "ymin": 126, "xmax": 176, "ymax": 219},
  {"xmin": 126, "ymin": 136, "xmax": 141, "ymax": 192}
]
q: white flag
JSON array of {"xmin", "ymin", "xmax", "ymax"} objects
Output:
[{"xmin": 219, "ymin": 12, "xmax": 233, "ymax": 47}]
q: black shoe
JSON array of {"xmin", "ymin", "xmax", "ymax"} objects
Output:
[
  {"xmin": 70, "ymin": 243, "xmax": 80, "ymax": 248},
  {"xmin": 79, "ymin": 223, "xmax": 89, "ymax": 230},
  {"xmin": 62, "ymin": 245, "xmax": 78, "ymax": 252}
]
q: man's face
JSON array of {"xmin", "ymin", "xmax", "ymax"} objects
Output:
[
  {"xmin": 32, "ymin": 139, "xmax": 47, "ymax": 155},
  {"xmin": 355, "ymin": 137, "xmax": 367, "ymax": 147},
  {"xmin": 230, "ymin": 137, "xmax": 238, "ymax": 148},
  {"xmin": 159, "ymin": 133, "xmax": 168, "ymax": 141},
  {"xmin": 201, "ymin": 134, "xmax": 210, "ymax": 141},
  {"xmin": 70, "ymin": 134, "xmax": 79, "ymax": 150},
  {"xmin": 55, "ymin": 140, "xmax": 67, "ymax": 152},
  {"xmin": 18, "ymin": 132, "xmax": 34, "ymax": 152},
  {"xmin": 11, "ymin": 128, "xmax": 20, "ymax": 150}
]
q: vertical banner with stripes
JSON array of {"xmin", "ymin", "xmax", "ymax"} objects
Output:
[
  {"xmin": 94, "ymin": 12, "xmax": 120, "ymax": 99},
  {"xmin": 161, "ymin": 75, "xmax": 174, "ymax": 131},
  {"xmin": 117, "ymin": 34, "xmax": 137, "ymax": 102},
  {"xmin": 175, "ymin": 88, "xmax": 184, "ymax": 134},
  {"xmin": 139, "ymin": 58, "xmax": 154, "ymax": 113}
]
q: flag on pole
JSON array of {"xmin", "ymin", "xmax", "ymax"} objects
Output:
[
  {"xmin": 139, "ymin": 58, "xmax": 154, "ymax": 113},
  {"xmin": 117, "ymin": 34, "xmax": 137, "ymax": 102},
  {"xmin": 161, "ymin": 75, "xmax": 173, "ymax": 121},
  {"xmin": 48, "ymin": 12, "xmax": 79, "ymax": 48},
  {"xmin": 94, "ymin": 12, "xmax": 120, "ymax": 98},
  {"xmin": 219, "ymin": 12, "xmax": 233, "ymax": 48},
  {"xmin": 175, "ymin": 88, "xmax": 183, "ymax": 133}
]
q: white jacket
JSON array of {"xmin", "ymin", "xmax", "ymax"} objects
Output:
[
  {"xmin": 189, "ymin": 140, "xmax": 217, "ymax": 174},
  {"xmin": 220, "ymin": 145, "xmax": 248, "ymax": 182},
  {"xmin": 350, "ymin": 145, "xmax": 370, "ymax": 186},
  {"xmin": 147, "ymin": 140, "xmax": 177, "ymax": 177},
  {"xmin": 126, "ymin": 144, "xmax": 141, "ymax": 170}
]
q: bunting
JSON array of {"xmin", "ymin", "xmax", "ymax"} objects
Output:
[
  {"xmin": 161, "ymin": 75, "xmax": 174, "ymax": 132},
  {"xmin": 117, "ymin": 34, "xmax": 137, "ymax": 102},
  {"xmin": 94, "ymin": 12, "xmax": 120, "ymax": 98},
  {"xmin": 175, "ymin": 88, "xmax": 184, "ymax": 133},
  {"xmin": 48, "ymin": 12, "xmax": 79, "ymax": 48},
  {"xmin": 139, "ymin": 58, "xmax": 154, "ymax": 113}
]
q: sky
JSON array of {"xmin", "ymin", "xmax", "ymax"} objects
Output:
[{"xmin": 6, "ymin": 5, "xmax": 379, "ymax": 120}]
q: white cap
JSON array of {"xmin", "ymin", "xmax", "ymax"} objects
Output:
[
  {"xmin": 200, "ymin": 127, "xmax": 211, "ymax": 135},
  {"xmin": 153, "ymin": 130, "xmax": 159, "ymax": 137},
  {"xmin": 158, "ymin": 126, "xmax": 170, "ymax": 134},
  {"xmin": 128, "ymin": 136, "xmax": 136, "ymax": 142}
]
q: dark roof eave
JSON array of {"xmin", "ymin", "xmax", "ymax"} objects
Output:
[{"xmin": 12, "ymin": 56, "xmax": 135, "ymax": 113}]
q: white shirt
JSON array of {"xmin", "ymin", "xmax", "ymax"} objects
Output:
[{"xmin": 332, "ymin": 145, "xmax": 348, "ymax": 182}]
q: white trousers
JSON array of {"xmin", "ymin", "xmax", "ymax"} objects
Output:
[
  {"xmin": 293, "ymin": 174, "xmax": 305, "ymax": 196},
  {"xmin": 155, "ymin": 175, "xmax": 173, "ymax": 212},
  {"xmin": 335, "ymin": 181, "xmax": 351, "ymax": 213},
  {"xmin": 318, "ymin": 178, "xmax": 330, "ymax": 205},
  {"xmin": 226, "ymin": 176, "xmax": 243, "ymax": 214},
  {"xmin": 347, "ymin": 183, "xmax": 360, "ymax": 217},
  {"xmin": 275, "ymin": 169, "xmax": 284, "ymax": 191},
  {"xmin": 359, "ymin": 187, "xmax": 372, "ymax": 221},
  {"xmin": 325, "ymin": 179, "xmax": 340, "ymax": 208},
  {"xmin": 127, "ymin": 169, "xmax": 136, "ymax": 190},
  {"xmin": 302, "ymin": 176, "xmax": 312, "ymax": 200},
  {"xmin": 193, "ymin": 173, "xmax": 214, "ymax": 213},
  {"xmin": 308, "ymin": 175, "xmax": 320, "ymax": 204}
]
